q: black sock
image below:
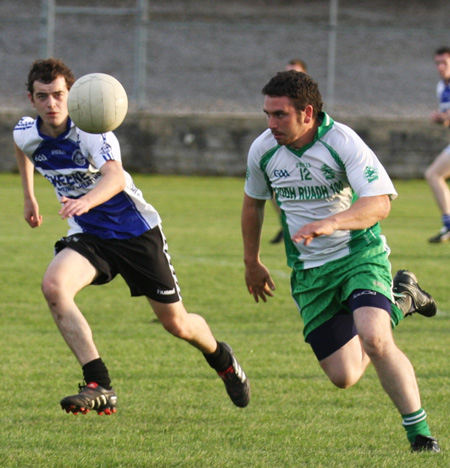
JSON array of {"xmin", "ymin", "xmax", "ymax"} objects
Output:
[
  {"xmin": 82, "ymin": 358, "xmax": 112, "ymax": 389},
  {"xmin": 203, "ymin": 341, "xmax": 232, "ymax": 372}
]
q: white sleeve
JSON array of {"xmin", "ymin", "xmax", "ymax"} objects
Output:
[
  {"xmin": 244, "ymin": 136, "xmax": 273, "ymax": 200},
  {"xmin": 336, "ymin": 125, "xmax": 398, "ymax": 200},
  {"xmin": 13, "ymin": 117, "xmax": 35, "ymax": 155},
  {"xmin": 78, "ymin": 130, "xmax": 122, "ymax": 170}
]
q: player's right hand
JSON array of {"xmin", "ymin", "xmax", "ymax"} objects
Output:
[
  {"xmin": 24, "ymin": 199, "xmax": 43, "ymax": 228},
  {"xmin": 244, "ymin": 262, "xmax": 276, "ymax": 303}
]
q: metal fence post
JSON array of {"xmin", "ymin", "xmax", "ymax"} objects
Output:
[
  {"xmin": 326, "ymin": 0, "xmax": 338, "ymax": 113},
  {"xmin": 40, "ymin": 0, "xmax": 55, "ymax": 58},
  {"xmin": 134, "ymin": 0, "xmax": 148, "ymax": 109}
]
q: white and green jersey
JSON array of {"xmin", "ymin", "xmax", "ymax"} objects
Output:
[{"xmin": 244, "ymin": 112, "xmax": 397, "ymax": 270}]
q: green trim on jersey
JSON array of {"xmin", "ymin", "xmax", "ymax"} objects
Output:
[
  {"xmin": 316, "ymin": 124, "xmax": 378, "ymax": 253},
  {"xmin": 245, "ymin": 111, "xmax": 396, "ymax": 271},
  {"xmin": 316, "ymin": 123, "xmax": 378, "ymax": 253},
  {"xmin": 318, "ymin": 139, "xmax": 345, "ymax": 171},
  {"xmin": 284, "ymin": 112, "xmax": 335, "ymax": 158},
  {"xmin": 260, "ymin": 145, "xmax": 280, "ymax": 196},
  {"xmin": 280, "ymin": 210, "xmax": 305, "ymax": 269},
  {"xmin": 277, "ymin": 114, "xmax": 382, "ymax": 270},
  {"xmin": 286, "ymin": 223, "xmax": 382, "ymax": 272}
]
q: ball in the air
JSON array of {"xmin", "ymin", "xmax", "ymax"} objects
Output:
[{"xmin": 68, "ymin": 73, "xmax": 128, "ymax": 134}]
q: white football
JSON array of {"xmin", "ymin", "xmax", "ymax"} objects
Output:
[{"xmin": 68, "ymin": 73, "xmax": 128, "ymax": 134}]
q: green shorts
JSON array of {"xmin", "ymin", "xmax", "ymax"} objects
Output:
[{"xmin": 290, "ymin": 236, "xmax": 402, "ymax": 340}]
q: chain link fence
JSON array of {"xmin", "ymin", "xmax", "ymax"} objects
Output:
[{"xmin": 1, "ymin": 0, "xmax": 450, "ymax": 118}]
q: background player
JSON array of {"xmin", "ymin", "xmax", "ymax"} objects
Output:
[
  {"xmin": 13, "ymin": 58, "xmax": 250, "ymax": 415},
  {"xmin": 285, "ymin": 58, "xmax": 308, "ymax": 72},
  {"xmin": 241, "ymin": 70, "xmax": 439, "ymax": 452},
  {"xmin": 425, "ymin": 46, "xmax": 450, "ymax": 243}
]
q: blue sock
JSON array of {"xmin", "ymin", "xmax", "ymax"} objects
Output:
[{"xmin": 443, "ymin": 214, "xmax": 450, "ymax": 230}]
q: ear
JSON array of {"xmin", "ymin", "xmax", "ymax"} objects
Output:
[
  {"xmin": 303, "ymin": 105, "xmax": 314, "ymax": 123},
  {"xmin": 27, "ymin": 92, "xmax": 36, "ymax": 108}
]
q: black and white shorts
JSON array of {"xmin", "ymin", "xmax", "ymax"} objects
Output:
[{"xmin": 54, "ymin": 225, "xmax": 181, "ymax": 303}]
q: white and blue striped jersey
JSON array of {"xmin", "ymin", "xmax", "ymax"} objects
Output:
[
  {"xmin": 13, "ymin": 116, "xmax": 161, "ymax": 239},
  {"xmin": 436, "ymin": 79, "xmax": 450, "ymax": 113},
  {"xmin": 245, "ymin": 112, "xmax": 397, "ymax": 270}
]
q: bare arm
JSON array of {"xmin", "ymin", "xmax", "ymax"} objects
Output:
[
  {"xmin": 241, "ymin": 193, "xmax": 275, "ymax": 303},
  {"xmin": 292, "ymin": 194, "xmax": 391, "ymax": 245},
  {"xmin": 430, "ymin": 109, "xmax": 450, "ymax": 126},
  {"xmin": 59, "ymin": 160, "xmax": 126, "ymax": 219},
  {"xmin": 14, "ymin": 143, "xmax": 43, "ymax": 228}
]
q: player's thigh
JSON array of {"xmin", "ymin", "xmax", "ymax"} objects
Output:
[
  {"xmin": 426, "ymin": 148, "xmax": 450, "ymax": 178},
  {"xmin": 306, "ymin": 310, "xmax": 368, "ymax": 387},
  {"xmin": 147, "ymin": 297, "xmax": 187, "ymax": 327},
  {"xmin": 319, "ymin": 335, "xmax": 366, "ymax": 387},
  {"xmin": 43, "ymin": 247, "xmax": 98, "ymax": 294},
  {"xmin": 353, "ymin": 306, "xmax": 393, "ymax": 349}
]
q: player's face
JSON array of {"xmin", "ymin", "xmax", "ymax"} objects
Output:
[
  {"xmin": 264, "ymin": 95, "xmax": 315, "ymax": 148},
  {"xmin": 29, "ymin": 76, "xmax": 70, "ymax": 135},
  {"xmin": 434, "ymin": 53, "xmax": 450, "ymax": 81}
]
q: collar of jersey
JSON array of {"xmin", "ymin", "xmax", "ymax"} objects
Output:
[
  {"xmin": 286, "ymin": 111, "xmax": 334, "ymax": 157},
  {"xmin": 36, "ymin": 116, "xmax": 73, "ymax": 140}
]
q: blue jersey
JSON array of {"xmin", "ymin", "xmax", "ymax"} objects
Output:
[
  {"xmin": 13, "ymin": 116, "xmax": 161, "ymax": 240},
  {"xmin": 436, "ymin": 80, "xmax": 450, "ymax": 113}
]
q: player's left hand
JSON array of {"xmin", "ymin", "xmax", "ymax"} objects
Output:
[
  {"xmin": 292, "ymin": 219, "xmax": 336, "ymax": 246},
  {"xmin": 59, "ymin": 196, "xmax": 91, "ymax": 219}
]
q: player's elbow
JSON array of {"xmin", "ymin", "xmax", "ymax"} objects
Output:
[
  {"xmin": 113, "ymin": 166, "xmax": 126, "ymax": 191},
  {"xmin": 102, "ymin": 160, "xmax": 126, "ymax": 192},
  {"xmin": 370, "ymin": 195, "xmax": 391, "ymax": 222},
  {"xmin": 111, "ymin": 170, "xmax": 126, "ymax": 194},
  {"xmin": 378, "ymin": 196, "xmax": 391, "ymax": 220},
  {"xmin": 117, "ymin": 174, "xmax": 126, "ymax": 192}
]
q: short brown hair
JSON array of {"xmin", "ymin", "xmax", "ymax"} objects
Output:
[
  {"xmin": 26, "ymin": 58, "xmax": 75, "ymax": 94},
  {"xmin": 262, "ymin": 70, "xmax": 323, "ymax": 119}
]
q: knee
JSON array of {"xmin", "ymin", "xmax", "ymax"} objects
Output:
[
  {"xmin": 359, "ymin": 333, "xmax": 389, "ymax": 359},
  {"xmin": 327, "ymin": 372, "xmax": 360, "ymax": 389},
  {"xmin": 41, "ymin": 275, "xmax": 59, "ymax": 304},
  {"xmin": 160, "ymin": 317, "xmax": 190, "ymax": 340},
  {"xmin": 424, "ymin": 166, "xmax": 438, "ymax": 183},
  {"xmin": 321, "ymin": 362, "xmax": 363, "ymax": 389},
  {"xmin": 330, "ymin": 377, "xmax": 353, "ymax": 389},
  {"xmin": 41, "ymin": 274, "xmax": 70, "ymax": 311}
]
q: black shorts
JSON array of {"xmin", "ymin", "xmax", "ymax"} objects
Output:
[
  {"xmin": 54, "ymin": 226, "xmax": 181, "ymax": 303},
  {"xmin": 306, "ymin": 289, "xmax": 391, "ymax": 361}
]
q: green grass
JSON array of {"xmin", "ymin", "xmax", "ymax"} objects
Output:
[{"xmin": 0, "ymin": 174, "xmax": 448, "ymax": 467}]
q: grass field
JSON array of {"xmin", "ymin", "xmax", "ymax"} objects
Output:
[{"xmin": 0, "ymin": 173, "xmax": 448, "ymax": 467}]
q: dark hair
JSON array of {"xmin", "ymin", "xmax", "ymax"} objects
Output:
[
  {"xmin": 262, "ymin": 70, "xmax": 323, "ymax": 118},
  {"xmin": 435, "ymin": 47, "xmax": 450, "ymax": 56},
  {"xmin": 26, "ymin": 58, "xmax": 75, "ymax": 94}
]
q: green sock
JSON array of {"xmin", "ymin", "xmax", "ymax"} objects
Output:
[{"xmin": 402, "ymin": 408, "xmax": 431, "ymax": 442}]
